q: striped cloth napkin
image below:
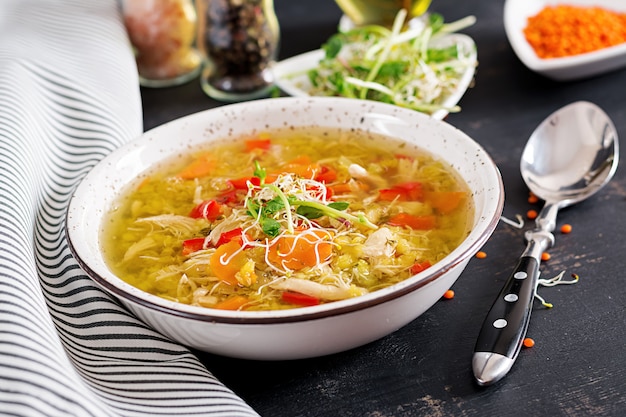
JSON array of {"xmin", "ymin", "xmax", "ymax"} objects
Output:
[{"xmin": 0, "ymin": 1, "xmax": 259, "ymax": 416}]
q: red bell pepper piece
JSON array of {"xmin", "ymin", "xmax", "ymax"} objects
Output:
[
  {"xmin": 215, "ymin": 227, "xmax": 253, "ymax": 248},
  {"xmin": 378, "ymin": 181, "xmax": 423, "ymax": 201},
  {"xmin": 228, "ymin": 176, "xmax": 261, "ymax": 190},
  {"xmin": 314, "ymin": 165, "xmax": 337, "ymax": 183},
  {"xmin": 182, "ymin": 237, "xmax": 206, "ymax": 255},
  {"xmin": 281, "ymin": 291, "xmax": 320, "ymax": 306},
  {"xmin": 189, "ymin": 200, "xmax": 223, "ymax": 220}
]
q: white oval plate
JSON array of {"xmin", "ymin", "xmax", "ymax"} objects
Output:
[
  {"xmin": 504, "ymin": 0, "xmax": 626, "ymax": 81},
  {"xmin": 273, "ymin": 33, "xmax": 477, "ymax": 120}
]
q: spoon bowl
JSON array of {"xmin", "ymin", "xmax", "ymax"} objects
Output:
[
  {"xmin": 522, "ymin": 101, "xmax": 619, "ymax": 209},
  {"xmin": 473, "ymin": 101, "xmax": 618, "ymax": 386}
]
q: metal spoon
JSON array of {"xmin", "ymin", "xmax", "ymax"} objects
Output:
[{"xmin": 472, "ymin": 101, "xmax": 619, "ymax": 386}]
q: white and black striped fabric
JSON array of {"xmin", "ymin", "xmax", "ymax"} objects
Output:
[{"xmin": 0, "ymin": 1, "xmax": 259, "ymax": 416}]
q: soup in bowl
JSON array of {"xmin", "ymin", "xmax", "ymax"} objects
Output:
[{"xmin": 66, "ymin": 97, "xmax": 503, "ymax": 360}]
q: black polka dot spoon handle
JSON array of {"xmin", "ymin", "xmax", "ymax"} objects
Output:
[
  {"xmin": 471, "ymin": 101, "xmax": 619, "ymax": 387},
  {"xmin": 472, "ymin": 229, "xmax": 552, "ymax": 386}
]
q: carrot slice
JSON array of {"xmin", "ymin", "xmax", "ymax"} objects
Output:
[
  {"xmin": 425, "ymin": 191, "xmax": 466, "ymax": 214},
  {"xmin": 268, "ymin": 229, "xmax": 333, "ymax": 270},
  {"xmin": 387, "ymin": 213, "xmax": 436, "ymax": 230},
  {"xmin": 210, "ymin": 241, "xmax": 247, "ymax": 285},
  {"xmin": 245, "ymin": 138, "xmax": 271, "ymax": 152},
  {"xmin": 213, "ymin": 295, "xmax": 249, "ymax": 310},
  {"xmin": 176, "ymin": 153, "xmax": 216, "ymax": 179},
  {"xmin": 410, "ymin": 261, "xmax": 432, "ymax": 274}
]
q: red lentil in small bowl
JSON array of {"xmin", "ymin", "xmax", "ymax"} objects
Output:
[{"xmin": 504, "ymin": 0, "xmax": 626, "ymax": 80}]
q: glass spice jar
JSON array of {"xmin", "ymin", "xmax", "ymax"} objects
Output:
[
  {"xmin": 196, "ymin": 0, "xmax": 280, "ymax": 101},
  {"xmin": 122, "ymin": 0, "xmax": 202, "ymax": 88}
]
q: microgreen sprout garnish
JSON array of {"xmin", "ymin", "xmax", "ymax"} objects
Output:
[
  {"xmin": 287, "ymin": 9, "xmax": 476, "ymax": 115},
  {"xmin": 246, "ymin": 161, "xmax": 378, "ymax": 237},
  {"xmin": 534, "ymin": 270, "xmax": 580, "ymax": 308}
]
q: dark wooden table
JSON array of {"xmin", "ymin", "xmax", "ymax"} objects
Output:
[{"xmin": 141, "ymin": 1, "xmax": 626, "ymax": 415}]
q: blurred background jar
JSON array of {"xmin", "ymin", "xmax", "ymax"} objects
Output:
[
  {"xmin": 335, "ymin": 0, "xmax": 432, "ymax": 28},
  {"xmin": 122, "ymin": 0, "xmax": 202, "ymax": 88},
  {"xmin": 196, "ymin": 0, "xmax": 280, "ymax": 102}
]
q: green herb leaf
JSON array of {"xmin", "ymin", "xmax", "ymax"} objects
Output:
[
  {"xmin": 264, "ymin": 197, "xmax": 285, "ymax": 215},
  {"xmin": 296, "ymin": 205, "xmax": 324, "ymax": 219},
  {"xmin": 253, "ymin": 160, "xmax": 267, "ymax": 184},
  {"xmin": 428, "ymin": 13, "xmax": 445, "ymax": 33},
  {"xmin": 322, "ymin": 34, "xmax": 344, "ymax": 59},
  {"xmin": 260, "ymin": 217, "xmax": 282, "ymax": 238},
  {"xmin": 328, "ymin": 202, "xmax": 349, "ymax": 211}
]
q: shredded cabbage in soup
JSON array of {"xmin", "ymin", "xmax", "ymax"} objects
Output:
[{"xmin": 102, "ymin": 127, "xmax": 473, "ymax": 311}]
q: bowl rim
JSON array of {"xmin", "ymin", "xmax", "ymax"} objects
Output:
[
  {"xmin": 65, "ymin": 96, "xmax": 505, "ymax": 325},
  {"xmin": 503, "ymin": 0, "xmax": 626, "ymax": 76}
]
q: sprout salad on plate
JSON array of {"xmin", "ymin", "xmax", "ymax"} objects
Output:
[{"xmin": 284, "ymin": 10, "xmax": 476, "ymax": 115}]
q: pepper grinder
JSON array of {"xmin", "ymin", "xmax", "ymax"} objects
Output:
[{"xmin": 196, "ymin": 0, "xmax": 280, "ymax": 101}]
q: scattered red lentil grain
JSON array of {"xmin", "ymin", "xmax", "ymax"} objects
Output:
[
  {"xmin": 560, "ymin": 224, "xmax": 572, "ymax": 234},
  {"xmin": 475, "ymin": 251, "xmax": 487, "ymax": 259},
  {"xmin": 443, "ymin": 289, "xmax": 455, "ymax": 299},
  {"xmin": 541, "ymin": 252, "xmax": 551, "ymax": 261},
  {"xmin": 523, "ymin": 337, "xmax": 535, "ymax": 348},
  {"xmin": 527, "ymin": 209, "xmax": 538, "ymax": 220},
  {"xmin": 524, "ymin": 5, "xmax": 626, "ymax": 59}
]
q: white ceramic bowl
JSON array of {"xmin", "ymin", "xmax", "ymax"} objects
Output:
[
  {"xmin": 273, "ymin": 33, "xmax": 477, "ymax": 120},
  {"xmin": 66, "ymin": 97, "xmax": 504, "ymax": 360},
  {"xmin": 504, "ymin": 0, "xmax": 626, "ymax": 81}
]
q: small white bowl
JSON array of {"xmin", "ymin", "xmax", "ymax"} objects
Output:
[
  {"xmin": 504, "ymin": 0, "xmax": 626, "ymax": 81},
  {"xmin": 273, "ymin": 33, "xmax": 477, "ymax": 120},
  {"xmin": 66, "ymin": 97, "xmax": 504, "ymax": 360}
]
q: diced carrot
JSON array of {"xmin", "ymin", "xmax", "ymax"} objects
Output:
[
  {"xmin": 387, "ymin": 213, "xmax": 436, "ymax": 230},
  {"xmin": 288, "ymin": 155, "xmax": 311, "ymax": 165},
  {"xmin": 213, "ymin": 295, "xmax": 249, "ymax": 311},
  {"xmin": 176, "ymin": 153, "xmax": 216, "ymax": 179},
  {"xmin": 281, "ymin": 291, "xmax": 320, "ymax": 306},
  {"xmin": 425, "ymin": 191, "xmax": 466, "ymax": 214},
  {"xmin": 330, "ymin": 180, "xmax": 369, "ymax": 196},
  {"xmin": 410, "ymin": 261, "xmax": 432, "ymax": 274},
  {"xmin": 136, "ymin": 177, "xmax": 151, "ymax": 190},
  {"xmin": 245, "ymin": 138, "xmax": 271, "ymax": 152},
  {"xmin": 210, "ymin": 241, "xmax": 248, "ymax": 285},
  {"xmin": 330, "ymin": 182, "xmax": 353, "ymax": 195},
  {"xmin": 268, "ymin": 229, "xmax": 333, "ymax": 270},
  {"xmin": 283, "ymin": 155, "xmax": 320, "ymax": 179}
]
